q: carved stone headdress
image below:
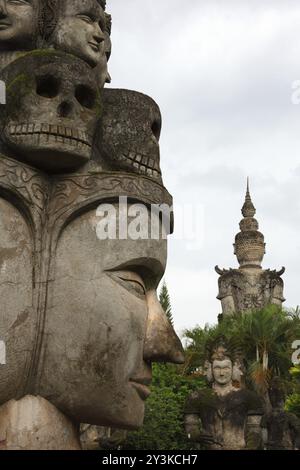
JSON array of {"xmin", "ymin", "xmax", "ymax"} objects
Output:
[
  {"xmin": 233, "ymin": 179, "xmax": 266, "ymax": 269},
  {"xmin": 38, "ymin": 0, "xmax": 60, "ymax": 43},
  {"xmin": 98, "ymin": 0, "xmax": 107, "ymax": 9}
]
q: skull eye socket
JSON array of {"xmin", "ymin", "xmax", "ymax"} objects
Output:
[
  {"xmin": 151, "ymin": 119, "xmax": 161, "ymax": 141},
  {"xmin": 36, "ymin": 75, "xmax": 60, "ymax": 99},
  {"xmin": 75, "ymin": 85, "xmax": 96, "ymax": 109}
]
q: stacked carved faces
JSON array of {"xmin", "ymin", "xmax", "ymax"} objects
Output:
[
  {"xmin": 0, "ymin": 0, "xmax": 183, "ymax": 429},
  {"xmin": 0, "ymin": 0, "xmax": 163, "ymax": 179}
]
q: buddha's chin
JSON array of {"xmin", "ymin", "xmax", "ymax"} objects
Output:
[
  {"xmin": 103, "ymin": 386, "xmax": 146, "ymax": 431},
  {"xmin": 57, "ymin": 383, "xmax": 147, "ymax": 430},
  {"xmin": 0, "ymin": 29, "xmax": 31, "ymax": 45},
  {"xmin": 216, "ymin": 380, "xmax": 232, "ymax": 386}
]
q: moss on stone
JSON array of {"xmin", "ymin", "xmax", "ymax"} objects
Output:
[
  {"xmin": 7, "ymin": 73, "xmax": 31, "ymax": 95},
  {"xmin": 17, "ymin": 49, "xmax": 80, "ymax": 61}
]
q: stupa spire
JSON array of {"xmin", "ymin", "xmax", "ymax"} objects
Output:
[
  {"xmin": 242, "ymin": 178, "xmax": 256, "ymax": 218},
  {"xmin": 216, "ymin": 179, "xmax": 285, "ymax": 317},
  {"xmin": 234, "ymin": 179, "xmax": 266, "ymax": 269}
]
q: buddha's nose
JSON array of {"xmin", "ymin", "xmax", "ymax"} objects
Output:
[
  {"xmin": 143, "ymin": 290, "xmax": 185, "ymax": 364},
  {"xmin": 93, "ymin": 24, "xmax": 105, "ymax": 44},
  {"xmin": 0, "ymin": 0, "xmax": 8, "ymax": 17}
]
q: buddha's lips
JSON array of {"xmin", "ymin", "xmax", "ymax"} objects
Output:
[
  {"xmin": 129, "ymin": 379, "xmax": 151, "ymax": 400},
  {"xmin": 89, "ymin": 42, "xmax": 101, "ymax": 52},
  {"xmin": 7, "ymin": 123, "xmax": 92, "ymax": 147},
  {"xmin": 0, "ymin": 22, "xmax": 11, "ymax": 29}
]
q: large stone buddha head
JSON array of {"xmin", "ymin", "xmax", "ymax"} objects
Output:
[
  {"xmin": 0, "ymin": 176, "xmax": 184, "ymax": 428},
  {"xmin": 37, "ymin": 200, "xmax": 183, "ymax": 428}
]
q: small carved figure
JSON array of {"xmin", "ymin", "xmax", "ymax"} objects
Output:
[
  {"xmin": 261, "ymin": 378, "xmax": 300, "ymax": 450},
  {"xmin": 184, "ymin": 339, "xmax": 264, "ymax": 450},
  {"xmin": 50, "ymin": 0, "xmax": 110, "ymax": 86}
]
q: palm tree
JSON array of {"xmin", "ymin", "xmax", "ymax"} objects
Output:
[
  {"xmin": 231, "ymin": 306, "xmax": 300, "ymax": 395},
  {"xmin": 182, "ymin": 305, "xmax": 300, "ymax": 399},
  {"xmin": 182, "ymin": 324, "xmax": 212, "ymax": 375},
  {"xmin": 159, "ymin": 280, "xmax": 174, "ymax": 326},
  {"xmin": 286, "ymin": 365, "xmax": 300, "ymax": 418}
]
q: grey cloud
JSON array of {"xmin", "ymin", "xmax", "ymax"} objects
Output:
[{"xmin": 108, "ymin": 0, "xmax": 300, "ymax": 329}]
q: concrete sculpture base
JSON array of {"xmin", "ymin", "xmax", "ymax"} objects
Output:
[{"xmin": 0, "ymin": 396, "xmax": 81, "ymax": 450}]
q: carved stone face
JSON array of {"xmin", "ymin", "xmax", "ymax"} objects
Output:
[
  {"xmin": 39, "ymin": 205, "xmax": 183, "ymax": 428},
  {"xmin": 52, "ymin": 0, "xmax": 106, "ymax": 68},
  {"xmin": 0, "ymin": 151, "xmax": 183, "ymax": 428},
  {"xmin": 212, "ymin": 359, "xmax": 233, "ymax": 386},
  {"xmin": 0, "ymin": 0, "xmax": 36, "ymax": 50},
  {"xmin": 0, "ymin": 194, "xmax": 183, "ymax": 428},
  {"xmin": 0, "ymin": 51, "xmax": 101, "ymax": 172}
]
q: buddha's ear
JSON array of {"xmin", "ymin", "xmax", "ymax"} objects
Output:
[
  {"xmin": 232, "ymin": 360, "xmax": 244, "ymax": 383},
  {"xmin": 0, "ymin": 341, "xmax": 5, "ymax": 366}
]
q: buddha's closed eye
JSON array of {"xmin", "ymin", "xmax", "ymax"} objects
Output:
[
  {"xmin": 76, "ymin": 14, "xmax": 94, "ymax": 25},
  {"xmin": 107, "ymin": 270, "xmax": 146, "ymax": 299},
  {"xmin": 9, "ymin": 0, "xmax": 32, "ymax": 5}
]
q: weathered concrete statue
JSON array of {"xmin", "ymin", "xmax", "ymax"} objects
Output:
[
  {"xmin": 0, "ymin": 0, "xmax": 184, "ymax": 450},
  {"xmin": 184, "ymin": 338, "xmax": 264, "ymax": 450},
  {"xmin": 261, "ymin": 377, "xmax": 300, "ymax": 450},
  {"xmin": 215, "ymin": 180, "xmax": 285, "ymax": 317},
  {"xmin": 80, "ymin": 424, "xmax": 127, "ymax": 450}
]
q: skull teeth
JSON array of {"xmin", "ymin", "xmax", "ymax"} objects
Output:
[
  {"xmin": 9, "ymin": 132, "xmax": 91, "ymax": 152},
  {"xmin": 7, "ymin": 123, "xmax": 161, "ymax": 179},
  {"xmin": 42, "ymin": 124, "xmax": 50, "ymax": 133},
  {"xmin": 8, "ymin": 123, "xmax": 91, "ymax": 147},
  {"xmin": 115, "ymin": 150, "xmax": 161, "ymax": 179}
]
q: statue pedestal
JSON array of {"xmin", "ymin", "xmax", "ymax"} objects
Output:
[{"xmin": 0, "ymin": 395, "xmax": 81, "ymax": 450}]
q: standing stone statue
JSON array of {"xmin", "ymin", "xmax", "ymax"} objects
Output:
[
  {"xmin": 261, "ymin": 377, "xmax": 300, "ymax": 450},
  {"xmin": 80, "ymin": 425, "xmax": 127, "ymax": 450},
  {"xmin": 184, "ymin": 338, "xmax": 264, "ymax": 450},
  {"xmin": 0, "ymin": 0, "xmax": 184, "ymax": 450},
  {"xmin": 215, "ymin": 180, "xmax": 285, "ymax": 317}
]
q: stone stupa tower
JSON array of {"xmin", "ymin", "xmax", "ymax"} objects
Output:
[{"xmin": 215, "ymin": 180, "xmax": 285, "ymax": 317}]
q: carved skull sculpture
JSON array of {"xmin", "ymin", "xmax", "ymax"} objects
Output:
[
  {"xmin": 0, "ymin": 51, "xmax": 101, "ymax": 172},
  {"xmin": 101, "ymin": 89, "xmax": 162, "ymax": 181}
]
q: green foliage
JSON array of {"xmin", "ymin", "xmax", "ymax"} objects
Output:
[
  {"xmin": 290, "ymin": 365, "xmax": 300, "ymax": 381},
  {"xmin": 182, "ymin": 324, "xmax": 214, "ymax": 375},
  {"xmin": 123, "ymin": 364, "xmax": 205, "ymax": 450},
  {"xmin": 159, "ymin": 281, "xmax": 174, "ymax": 326},
  {"xmin": 183, "ymin": 306, "xmax": 300, "ymax": 393},
  {"xmin": 286, "ymin": 393, "xmax": 300, "ymax": 418},
  {"xmin": 286, "ymin": 365, "xmax": 300, "ymax": 418},
  {"xmin": 123, "ymin": 306, "xmax": 300, "ymax": 449}
]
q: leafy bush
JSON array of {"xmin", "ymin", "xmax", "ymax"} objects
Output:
[
  {"xmin": 286, "ymin": 366, "xmax": 300, "ymax": 418},
  {"xmin": 123, "ymin": 364, "xmax": 204, "ymax": 450}
]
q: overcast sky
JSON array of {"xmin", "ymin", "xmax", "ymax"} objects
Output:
[{"xmin": 107, "ymin": 0, "xmax": 300, "ymax": 334}]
